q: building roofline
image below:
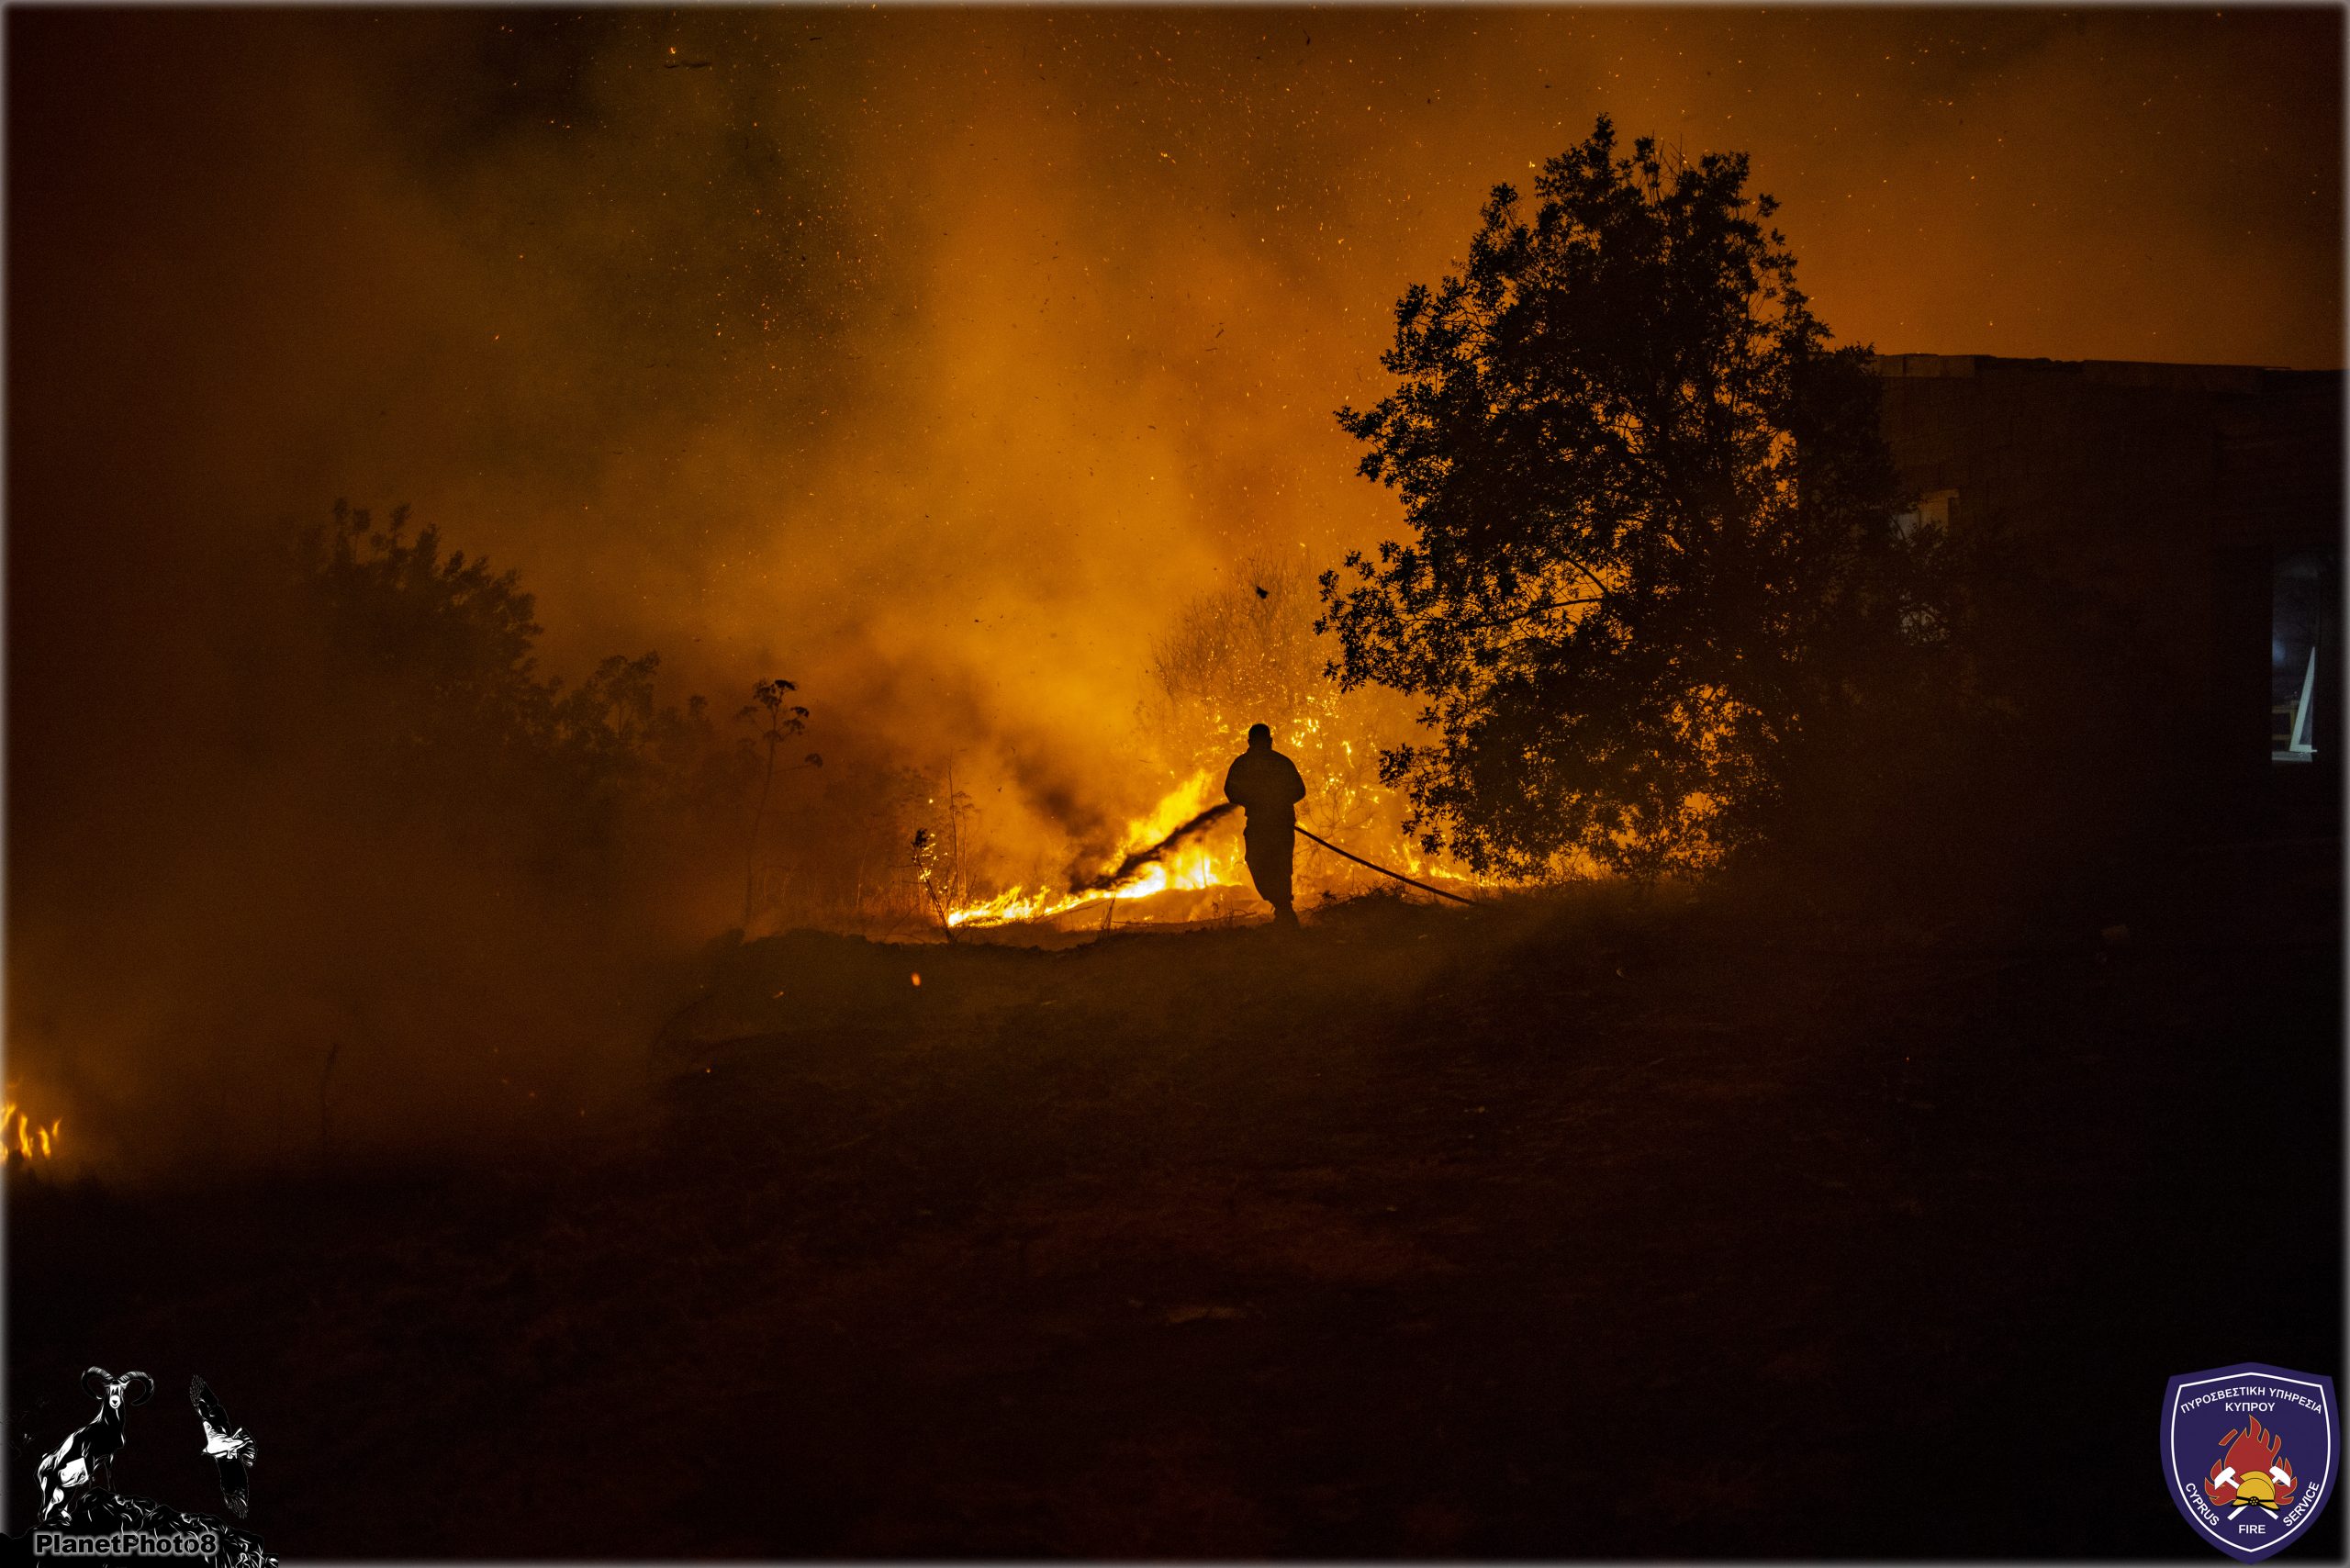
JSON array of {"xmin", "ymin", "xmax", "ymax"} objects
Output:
[{"xmin": 1870, "ymin": 353, "xmax": 2338, "ymax": 394}]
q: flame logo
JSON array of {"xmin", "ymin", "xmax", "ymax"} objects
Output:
[{"xmin": 2206, "ymin": 1415, "xmax": 2298, "ymax": 1516}]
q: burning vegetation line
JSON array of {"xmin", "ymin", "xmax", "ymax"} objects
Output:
[
  {"xmin": 1, "ymin": 1097, "xmax": 62, "ymax": 1163},
  {"xmin": 941, "ymin": 788, "xmax": 1488, "ymax": 931},
  {"xmin": 1074, "ymin": 802, "xmax": 1238, "ymax": 893},
  {"xmin": 944, "ymin": 772, "xmax": 1249, "ymax": 929},
  {"xmin": 944, "ymin": 800, "xmax": 1240, "ymax": 930}
]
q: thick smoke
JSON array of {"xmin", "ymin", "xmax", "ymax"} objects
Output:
[{"xmin": 7, "ymin": 9, "xmax": 2339, "ymax": 1182}]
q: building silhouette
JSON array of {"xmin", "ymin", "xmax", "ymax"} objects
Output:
[{"xmin": 1874, "ymin": 353, "xmax": 2342, "ymax": 848}]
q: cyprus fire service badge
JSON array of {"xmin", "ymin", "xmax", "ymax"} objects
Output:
[{"xmin": 2164, "ymin": 1363, "xmax": 2336, "ymax": 1561}]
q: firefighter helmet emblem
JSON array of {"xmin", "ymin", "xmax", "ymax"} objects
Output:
[
  {"xmin": 2205, "ymin": 1414, "xmax": 2297, "ymax": 1516},
  {"xmin": 2164, "ymin": 1363, "xmax": 2336, "ymax": 1562}
]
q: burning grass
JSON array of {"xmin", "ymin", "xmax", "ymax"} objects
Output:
[
  {"xmin": 946, "ymin": 767, "xmax": 1491, "ymax": 933},
  {"xmin": 1, "ymin": 1092, "xmax": 61, "ymax": 1165}
]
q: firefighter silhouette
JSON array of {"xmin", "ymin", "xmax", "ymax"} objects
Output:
[{"xmin": 1223, "ymin": 723, "xmax": 1306, "ymax": 926}]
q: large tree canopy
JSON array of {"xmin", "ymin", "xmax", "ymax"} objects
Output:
[{"xmin": 1321, "ymin": 117, "xmax": 1942, "ymax": 877}]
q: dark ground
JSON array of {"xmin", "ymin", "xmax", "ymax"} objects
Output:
[{"xmin": 8, "ymin": 846, "xmax": 2342, "ymax": 1558}]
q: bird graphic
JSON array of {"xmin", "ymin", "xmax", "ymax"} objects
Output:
[{"xmin": 188, "ymin": 1376, "xmax": 254, "ymax": 1518}]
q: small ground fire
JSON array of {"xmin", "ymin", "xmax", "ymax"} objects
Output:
[{"xmin": 1, "ymin": 1097, "xmax": 61, "ymax": 1165}]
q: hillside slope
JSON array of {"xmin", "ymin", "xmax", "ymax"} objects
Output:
[{"xmin": 8, "ymin": 876, "xmax": 2339, "ymax": 1557}]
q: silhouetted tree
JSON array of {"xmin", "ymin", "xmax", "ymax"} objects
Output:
[
  {"xmin": 930, "ymin": 760, "xmax": 975, "ymax": 914},
  {"xmin": 291, "ymin": 501, "xmax": 553, "ymax": 781},
  {"xmin": 737, "ymin": 678, "xmax": 817, "ymax": 927},
  {"xmin": 266, "ymin": 502, "xmax": 755, "ymax": 890},
  {"xmin": 1147, "ymin": 554, "xmax": 1331, "ymax": 750},
  {"xmin": 911, "ymin": 825, "xmax": 952, "ymax": 935},
  {"xmin": 1321, "ymin": 118, "xmax": 1948, "ymax": 877},
  {"xmin": 1143, "ymin": 554, "xmax": 1404, "ymax": 855}
]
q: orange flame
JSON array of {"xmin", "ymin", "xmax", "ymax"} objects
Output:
[
  {"xmin": 0, "ymin": 1096, "xmax": 62, "ymax": 1165},
  {"xmin": 948, "ymin": 770, "xmax": 1251, "ymax": 928},
  {"xmin": 946, "ymin": 763, "xmax": 1494, "ymax": 930}
]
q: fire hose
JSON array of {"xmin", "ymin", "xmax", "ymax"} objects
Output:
[
  {"xmin": 1292, "ymin": 823, "xmax": 1482, "ymax": 907},
  {"xmin": 1080, "ymin": 801, "xmax": 1485, "ymax": 913}
]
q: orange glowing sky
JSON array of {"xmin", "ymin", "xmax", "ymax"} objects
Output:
[{"xmin": 12, "ymin": 6, "xmax": 2344, "ymax": 851}]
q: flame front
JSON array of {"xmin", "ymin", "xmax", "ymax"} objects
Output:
[
  {"xmin": 1, "ymin": 1096, "xmax": 62, "ymax": 1165},
  {"xmin": 944, "ymin": 761, "xmax": 1494, "ymax": 930},
  {"xmin": 948, "ymin": 771, "xmax": 1248, "ymax": 928}
]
